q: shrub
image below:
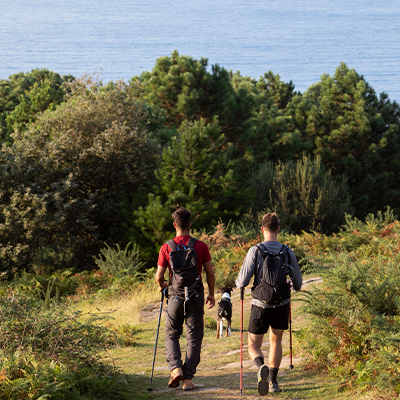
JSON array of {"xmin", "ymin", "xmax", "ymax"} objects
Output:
[
  {"xmin": 31, "ymin": 244, "xmax": 76, "ymax": 275},
  {"xmin": 299, "ymin": 219, "xmax": 400, "ymax": 396},
  {"xmin": 249, "ymin": 154, "xmax": 353, "ymax": 234},
  {"xmin": 0, "ymin": 75, "xmax": 158, "ymax": 276},
  {"xmin": 0, "ymin": 298, "xmax": 124, "ymax": 399},
  {"xmin": 93, "ymin": 242, "xmax": 146, "ymax": 276}
]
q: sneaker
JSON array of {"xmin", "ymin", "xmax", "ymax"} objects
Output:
[
  {"xmin": 257, "ymin": 365, "xmax": 269, "ymax": 396},
  {"xmin": 269, "ymin": 381, "xmax": 282, "ymax": 393}
]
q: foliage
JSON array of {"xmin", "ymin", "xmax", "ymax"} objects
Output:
[
  {"xmin": 0, "ymin": 74, "xmax": 159, "ymax": 275},
  {"xmin": 342, "ymin": 206, "xmax": 398, "ymax": 233},
  {"xmin": 0, "ymin": 69, "xmax": 72, "ymax": 145},
  {"xmin": 237, "ymin": 71, "xmax": 307, "ymax": 163},
  {"xmin": 129, "ymin": 120, "xmax": 252, "ymax": 260},
  {"xmin": 5, "ymin": 265, "xmax": 156, "ymax": 305},
  {"xmin": 303, "ymin": 63, "xmax": 400, "ymax": 217},
  {"xmin": 1, "ymin": 56, "xmax": 400, "ymax": 283},
  {"xmin": 249, "ymin": 155, "xmax": 353, "ymax": 234},
  {"xmin": 94, "ymin": 242, "xmax": 146, "ymax": 276},
  {"xmin": 1, "ymin": 214, "xmax": 400, "ymax": 396},
  {"xmin": 136, "ymin": 50, "xmax": 251, "ymax": 143},
  {"xmin": 299, "ymin": 219, "xmax": 400, "ymax": 397},
  {"xmin": 0, "ymin": 298, "xmax": 125, "ymax": 399},
  {"xmin": 196, "ymin": 222, "xmax": 259, "ymax": 289},
  {"xmin": 31, "ymin": 244, "xmax": 76, "ymax": 276}
]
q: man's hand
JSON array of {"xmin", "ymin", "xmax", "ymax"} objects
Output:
[
  {"xmin": 159, "ymin": 280, "xmax": 168, "ymax": 292},
  {"xmin": 206, "ymin": 294, "xmax": 215, "ymax": 309},
  {"xmin": 203, "ymin": 260, "xmax": 215, "ymax": 309}
]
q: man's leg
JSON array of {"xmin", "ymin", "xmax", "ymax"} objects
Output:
[
  {"xmin": 248, "ymin": 332, "xmax": 264, "ymax": 362},
  {"xmin": 248, "ymin": 304, "xmax": 270, "ymax": 395},
  {"xmin": 249, "ymin": 332, "xmax": 269, "ymax": 395},
  {"xmin": 269, "ymin": 327, "xmax": 284, "ymax": 392},
  {"xmin": 182, "ymin": 292, "xmax": 204, "ymax": 389},
  {"xmin": 269, "ymin": 328, "xmax": 284, "ymax": 368},
  {"xmin": 165, "ymin": 296, "xmax": 184, "ymax": 387}
]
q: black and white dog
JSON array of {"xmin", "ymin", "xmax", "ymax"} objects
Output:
[{"xmin": 216, "ymin": 287, "xmax": 233, "ymax": 338}]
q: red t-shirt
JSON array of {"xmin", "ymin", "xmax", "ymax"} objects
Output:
[{"xmin": 157, "ymin": 235, "xmax": 211, "ymax": 279}]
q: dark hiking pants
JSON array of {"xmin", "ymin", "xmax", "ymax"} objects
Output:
[{"xmin": 165, "ymin": 290, "xmax": 204, "ymax": 380}]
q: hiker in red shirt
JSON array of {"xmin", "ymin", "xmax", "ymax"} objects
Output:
[{"xmin": 155, "ymin": 208, "xmax": 215, "ymax": 391}]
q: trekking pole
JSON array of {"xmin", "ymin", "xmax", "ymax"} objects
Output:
[
  {"xmin": 240, "ymin": 286, "xmax": 244, "ymax": 396},
  {"xmin": 289, "ymin": 300, "xmax": 294, "ymax": 370},
  {"xmin": 148, "ymin": 287, "xmax": 166, "ymax": 394}
]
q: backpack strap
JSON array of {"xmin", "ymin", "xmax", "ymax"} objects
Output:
[
  {"xmin": 283, "ymin": 245, "xmax": 292, "ymax": 265},
  {"xmin": 167, "ymin": 237, "xmax": 197, "ymax": 252},
  {"xmin": 257, "ymin": 243, "xmax": 290, "ymax": 257},
  {"xmin": 256, "ymin": 243, "xmax": 266, "ymax": 255},
  {"xmin": 167, "ymin": 239, "xmax": 177, "ymax": 252},
  {"xmin": 257, "ymin": 243, "xmax": 292, "ymax": 269},
  {"xmin": 256, "ymin": 243, "xmax": 278, "ymax": 257},
  {"xmin": 187, "ymin": 237, "xmax": 197, "ymax": 249},
  {"xmin": 278, "ymin": 244, "xmax": 292, "ymax": 267}
]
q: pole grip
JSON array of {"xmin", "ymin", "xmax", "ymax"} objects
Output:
[{"xmin": 161, "ymin": 287, "xmax": 166, "ymax": 302}]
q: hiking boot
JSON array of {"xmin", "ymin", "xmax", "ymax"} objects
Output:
[
  {"xmin": 168, "ymin": 367, "xmax": 183, "ymax": 388},
  {"xmin": 182, "ymin": 379, "xmax": 196, "ymax": 390},
  {"xmin": 269, "ymin": 381, "xmax": 282, "ymax": 393},
  {"xmin": 257, "ymin": 365, "xmax": 269, "ymax": 396}
]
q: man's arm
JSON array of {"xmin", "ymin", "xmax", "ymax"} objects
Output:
[
  {"xmin": 203, "ymin": 259, "xmax": 215, "ymax": 308},
  {"xmin": 235, "ymin": 246, "xmax": 258, "ymax": 289},
  {"xmin": 155, "ymin": 265, "xmax": 168, "ymax": 291},
  {"xmin": 288, "ymin": 249, "xmax": 302, "ymax": 291}
]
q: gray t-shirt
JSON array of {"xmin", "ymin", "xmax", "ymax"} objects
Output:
[{"xmin": 235, "ymin": 240, "xmax": 302, "ymax": 309}]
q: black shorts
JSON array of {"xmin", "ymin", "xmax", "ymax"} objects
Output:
[{"xmin": 248, "ymin": 303, "xmax": 290, "ymax": 334}]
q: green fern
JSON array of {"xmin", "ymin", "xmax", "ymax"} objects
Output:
[{"xmin": 93, "ymin": 241, "xmax": 145, "ymax": 276}]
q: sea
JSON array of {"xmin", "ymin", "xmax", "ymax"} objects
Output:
[{"xmin": 1, "ymin": 0, "xmax": 399, "ymax": 102}]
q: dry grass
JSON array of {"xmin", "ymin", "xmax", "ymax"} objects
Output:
[{"xmin": 68, "ymin": 277, "xmax": 160, "ymax": 327}]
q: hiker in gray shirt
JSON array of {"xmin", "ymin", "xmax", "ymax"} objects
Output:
[{"xmin": 236, "ymin": 212, "xmax": 302, "ymax": 395}]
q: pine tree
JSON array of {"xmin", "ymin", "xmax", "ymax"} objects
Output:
[
  {"xmin": 132, "ymin": 120, "xmax": 252, "ymax": 254},
  {"xmin": 304, "ymin": 63, "xmax": 400, "ymax": 217}
]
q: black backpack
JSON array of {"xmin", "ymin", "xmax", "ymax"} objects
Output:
[
  {"xmin": 167, "ymin": 237, "xmax": 202, "ymax": 302},
  {"xmin": 251, "ymin": 244, "xmax": 292, "ymax": 305}
]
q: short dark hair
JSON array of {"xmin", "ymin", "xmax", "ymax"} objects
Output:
[
  {"xmin": 172, "ymin": 208, "xmax": 192, "ymax": 230},
  {"xmin": 262, "ymin": 212, "xmax": 280, "ymax": 232}
]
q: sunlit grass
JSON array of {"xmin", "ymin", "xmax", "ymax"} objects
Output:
[{"xmin": 68, "ymin": 276, "xmax": 160, "ymax": 327}]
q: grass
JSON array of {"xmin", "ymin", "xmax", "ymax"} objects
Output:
[{"xmin": 68, "ymin": 275, "xmax": 160, "ymax": 327}]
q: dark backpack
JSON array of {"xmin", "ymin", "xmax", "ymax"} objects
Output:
[
  {"xmin": 167, "ymin": 237, "xmax": 202, "ymax": 302},
  {"xmin": 251, "ymin": 244, "xmax": 292, "ymax": 305}
]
